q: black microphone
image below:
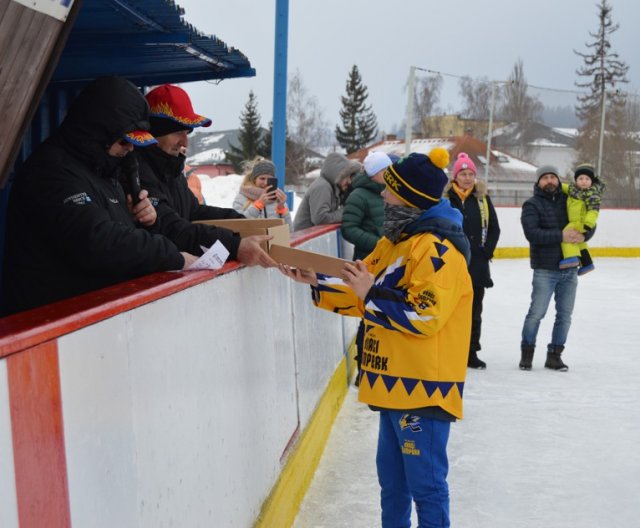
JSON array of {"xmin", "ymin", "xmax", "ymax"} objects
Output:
[{"xmin": 122, "ymin": 154, "xmax": 142, "ymax": 205}]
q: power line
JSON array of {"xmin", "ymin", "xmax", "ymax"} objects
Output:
[{"xmin": 414, "ymin": 66, "xmax": 639, "ymax": 99}]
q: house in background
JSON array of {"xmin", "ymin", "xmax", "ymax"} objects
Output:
[
  {"xmin": 350, "ymin": 134, "xmax": 538, "ymax": 206},
  {"xmin": 491, "ymin": 121, "xmax": 578, "ymax": 177}
]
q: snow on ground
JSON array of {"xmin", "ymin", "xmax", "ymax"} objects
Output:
[{"xmin": 293, "ymin": 258, "xmax": 640, "ymax": 528}]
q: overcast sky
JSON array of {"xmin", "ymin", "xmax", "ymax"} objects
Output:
[{"xmin": 176, "ymin": 0, "xmax": 639, "ymax": 136}]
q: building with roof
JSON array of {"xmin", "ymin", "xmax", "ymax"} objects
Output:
[{"xmin": 350, "ymin": 134, "xmax": 538, "ymax": 206}]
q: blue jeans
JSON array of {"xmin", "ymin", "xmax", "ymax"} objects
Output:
[
  {"xmin": 521, "ymin": 268, "xmax": 578, "ymax": 348},
  {"xmin": 377, "ymin": 411, "xmax": 451, "ymax": 528}
]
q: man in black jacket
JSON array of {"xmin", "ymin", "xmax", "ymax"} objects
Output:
[
  {"xmin": 1, "ymin": 76, "xmax": 197, "ymax": 315},
  {"xmin": 136, "ymin": 84, "xmax": 275, "ymax": 268},
  {"xmin": 519, "ymin": 165, "xmax": 590, "ymax": 372}
]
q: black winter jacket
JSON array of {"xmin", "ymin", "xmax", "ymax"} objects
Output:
[
  {"xmin": 521, "ymin": 183, "xmax": 594, "ymax": 270},
  {"xmin": 447, "ymin": 185, "xmax": 500, "ymax": 288},
  {"xmin": 1, "ymin": 77, "xmax": 185, "ymax": 315},
  {"xmin": 134, "ymin": 147, "xmax": 245, "ymax": 257}
]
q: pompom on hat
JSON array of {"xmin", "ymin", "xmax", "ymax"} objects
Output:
[
  {"xmin": 452, "ymin": 152, "xmax": 477, "ymax": 179},
  {"xmin": 145, "ymin": 84, "xmax": 212, "ymax": 137},
  {"xmin": 383, "ymin": 148, "xmax": 450, "ymax": 209},
  {"xmin": 363, "ymin": 151, "xmax": 392, "ymax": 178}
]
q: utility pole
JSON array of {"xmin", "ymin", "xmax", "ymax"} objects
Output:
[
  {"xmin": 404, "ymin": 66, "xmax": 416, "ymax": 156},
  {"xmin": 596, "ymin": 73, "xmax": 607, "ymax": 177},
  {"xmin": 484, "ymin": 81, "xmax": 497, "ymax": 186}
]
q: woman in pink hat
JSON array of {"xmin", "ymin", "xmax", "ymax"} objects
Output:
[{"xmin": 446, "ymin": 152, "xmax": 501, "ymax": 369}]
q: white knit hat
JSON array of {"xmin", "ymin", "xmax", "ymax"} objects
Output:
[{"xmin": 363, "ymin": 151, "xmax": 392, "ymax": 178}]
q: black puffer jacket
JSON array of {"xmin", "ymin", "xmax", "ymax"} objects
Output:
[
  {"xmin": 521, "ymin": 183, "xmax": 594, "ymax": 270},
  {"xmin": 446, "ymin": 182, "xmax": 500, "ymax": 288},
  {"xmin": 1, "ymin": 77, "xmax": 184, "ymax": 315},
  {"xmin": 135, "ymin": 146, "xmax": 244, "ymax": 257}
]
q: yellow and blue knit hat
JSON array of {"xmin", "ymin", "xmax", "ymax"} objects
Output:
[{"xmin": 383, "ymin": 148, "xmax": 450, "ymax": 209}]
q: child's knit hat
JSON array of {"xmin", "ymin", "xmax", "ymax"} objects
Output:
[
  {"xmin": 383, "ymin": 148, "xmax": 449, "ymax": 209},
  {"xmin": 573, "ymin": 163, "xmax": 596, "ymax": 183}
]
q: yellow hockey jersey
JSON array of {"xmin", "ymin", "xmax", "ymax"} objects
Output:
[{"xmin": 314, "ymin": 231, "xmax": 472, "ymax": 419}]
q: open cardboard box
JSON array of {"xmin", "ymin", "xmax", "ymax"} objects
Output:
[
  {"xmin": 269, "ymin": 244, "xmax": 350, "ymax": 277},
  {"xmin": 194, "ymin": 218, "xmax": 350, "ymax": 276},
  {"xmin": 194, "ymin": 218, "xmax": 290, "ymax": 252}
]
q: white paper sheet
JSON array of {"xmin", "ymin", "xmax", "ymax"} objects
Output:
[{"xmin": 186, "ymin": 240, "xmax": 230, "ymax": 270}]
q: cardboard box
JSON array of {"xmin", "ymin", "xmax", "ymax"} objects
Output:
[
  {"xmin": 195, "ymin": 218, "xmax": 290, "ymax": 252},
  {"xmin": 269, "ymin": 244, "xmax": 351, "ymax": 277},
  {"xmin": 195, "ymin": 218, "xmax": 350, "ymax": 276}
]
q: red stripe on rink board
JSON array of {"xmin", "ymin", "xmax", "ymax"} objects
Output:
[{"xmin": 8, "ymin": 341, "xmax": 71, "ymax": 528}]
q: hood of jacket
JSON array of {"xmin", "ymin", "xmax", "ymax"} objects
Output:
[
  {"xmin": 320, "ymin": 153, "xmax": 361, "ymax": 187},
  {"xmin": 403, "ymin": 200, "xmax": 471, "ymax": 264},
  {"xmin": 54, "ymin": 76, "xmax": 152, "ymax": 174}
]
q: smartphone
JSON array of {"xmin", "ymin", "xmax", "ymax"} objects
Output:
[{"xmin": 266, "ymin": 177, "xmax": 279, "ymax": 191}]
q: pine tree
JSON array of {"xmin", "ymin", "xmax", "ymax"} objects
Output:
[
  {"xmin": 225, "ymin": 90, "xmax": 264, "ymax": 172},
  {"xmin": 335, "ymin": 65, "xmax": 378, "ymax": 154},
  {"xmin": 574, "ymin": 0, "xmax": 631, "ymax": 205}
]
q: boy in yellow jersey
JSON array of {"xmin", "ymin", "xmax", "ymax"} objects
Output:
[{"xmin": 280, "ymin": 149, "xmax": 472, "ymax": 527}]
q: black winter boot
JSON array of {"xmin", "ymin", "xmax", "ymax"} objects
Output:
[
  {"xmin": 519, "ymin": 345, "xmax": 535, "ymax": 371},
  {"xmin": 468, "ymin": 351, "xmax": 487, "ymax": 369},
  {"xmin": 545, "ymin": 345, "xmax": 568, "ymax": 371}
]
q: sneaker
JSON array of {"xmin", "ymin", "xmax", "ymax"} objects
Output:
[
  {"xmin": 468, "ymin": 352, "xmax": 487, "ymax": 369},
  {"xmin": 559, "ymin": 257, "xmax": 580, "ymax": 269}
]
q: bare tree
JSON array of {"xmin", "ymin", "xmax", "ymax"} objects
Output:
[
  {"xmin": 499, "ymin": 59, "xmax": 543, "ymax": 160},
  {"xmin": 459, "ymin": 75, "xmax": 493, "ymax": 120},
  {"xmin": 574, "ymin": 0, "xmax": 632, "ymax": 205},
  {"xmin": 287, "ymin": 69, "xmax": 329, "ymax": 182},
  {"xmin": 413, "ymin": 75, "xmax": 442, "ymax": 137}
]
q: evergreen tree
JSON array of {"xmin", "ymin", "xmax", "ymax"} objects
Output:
[
  {"xmin": 574, "ymin": 0, "xmax": 631, "ymax": 205},
  {"xmin": 335, "ymin": 65, "xmax": 378, "ymax": 154},
  {"xmin": 225, "ymin": 90, "xmax": 264, "ymax": 172},
  {"xmin": 258, "ymin": 121, "xmax": 297, "ymax": 185}
]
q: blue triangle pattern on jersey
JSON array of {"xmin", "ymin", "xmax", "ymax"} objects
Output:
[
  {"xmin": 438, "ymin": 382, "xmax": 454, "ymax": 398},
  {"xmin": 434, "ymin": 242, "xmax": 449, "ymax": 257},
  {"xmin": 365, "ymin": 371, "xmax": 379, "ymax": 388},
  {"xmin": 362, "ymin": 372, "xmax": 463, "ymax": 400},
  {"xmin": 381, "ymin": 374, "xmax": 399, "ymax": 392},
  {"xmin": 400, "ymin": 377, "xmax": 420, "ymax": 395},
  {"xmin": 423, "ymin": 380, "xmax": 440, "ymax": 397},
  {"xmin": 431, "ymin": 256, "xmax": 445, "ymax": 272}
]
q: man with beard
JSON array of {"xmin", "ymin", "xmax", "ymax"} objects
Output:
[
  {"xmin": 519, "ymin": 165, "xmax": 592, "ymax": 372},
  {"xmin": 0, "ymin": 76, "xmax": 198, "ymax": 315}
]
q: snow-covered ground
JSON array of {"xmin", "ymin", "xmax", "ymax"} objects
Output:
[{"xmin": 293, "ymin": 257, "xmax": 640, "ymax": 528}]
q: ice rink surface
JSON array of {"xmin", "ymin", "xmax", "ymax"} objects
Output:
[{"xmin": 294, "ymin": 258, "xmax": 640, "ymax": 528}]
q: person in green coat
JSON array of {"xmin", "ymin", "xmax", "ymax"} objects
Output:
[{"xmin": 341, "ymin": 150, "xmax": 396, "ymax": 382}]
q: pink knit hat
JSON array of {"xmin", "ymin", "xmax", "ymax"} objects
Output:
[{"xmin": 452, "ymin": 152, "xmax": 477, "ymax": 179}]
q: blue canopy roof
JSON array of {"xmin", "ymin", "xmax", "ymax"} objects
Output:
[{"xmin": 52, "ymin": 0, "xmax": 256, "ymax": 86}]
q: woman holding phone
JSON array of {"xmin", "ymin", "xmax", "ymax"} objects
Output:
[{"xmin": 232, "ymin": 157, "xmax": 292, "ymax": 228}]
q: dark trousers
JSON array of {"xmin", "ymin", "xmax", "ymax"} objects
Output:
[
  {"xmin": 355, "ymin": 319, "xmax": 365, "ymax": 380},
  {"xmin": 470, "ymin": 283, "xmax": 485, "ymax": 353}
]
